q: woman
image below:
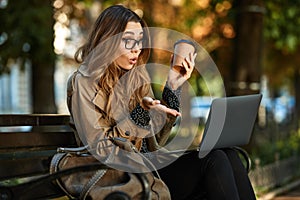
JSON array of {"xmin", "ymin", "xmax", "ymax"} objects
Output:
[{"xmin": 67, "ymin": 4, "xmax": 256, "ymax": 200}]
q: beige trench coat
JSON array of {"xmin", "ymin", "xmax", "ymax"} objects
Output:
[{"xmin": 66, "ymin": 65, "xmax": 177, "ymax": 158}]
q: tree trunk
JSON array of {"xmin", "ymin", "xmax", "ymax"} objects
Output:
[
  {"xmin": 230, "ymin": 0, "xmax": 265, "ymax": 96},
  {"xmin": 31, "ymin": 59, "xmax": 56, "ymax": 113},
  {"xmin": 231, "ymin": 0, "xmax": 265, "ymax": 152},
  {"xmin": 31, "ymin": 0, "xmax": 57, "ymax": 113}
]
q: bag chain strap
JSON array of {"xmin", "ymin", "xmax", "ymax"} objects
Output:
[
  {"xmin": 50, "ymin": 152, "xmax": 77, "ymax": 199},
  {"xmin": 79, "ymin": 145, "xmax": 116, "ymax": 199},
  {"xmin": 79, "ymin": 168, "xmax": 107, "ymax": 199}
]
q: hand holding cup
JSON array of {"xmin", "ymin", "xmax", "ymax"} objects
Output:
[
  {"xmin": 167, "ymin": 39, "xmax": 197, "ymax": 90},
  {"xmin": 172, "ymin": 39, "xmax": 196, "ymax": 75}
]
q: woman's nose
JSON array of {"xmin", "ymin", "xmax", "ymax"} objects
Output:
[{"xmin": 131, "ymin": 44, "xmax": 140, "ymax": 52}]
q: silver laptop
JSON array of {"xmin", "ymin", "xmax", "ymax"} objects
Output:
[{"xmin": 198, "ymin": 94, "xmax": 262, "ymax": 158}]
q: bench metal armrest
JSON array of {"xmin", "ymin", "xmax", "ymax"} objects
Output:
[{"xmin": 231, "ymin": 146, "xmax": 252, "ymax": 173}]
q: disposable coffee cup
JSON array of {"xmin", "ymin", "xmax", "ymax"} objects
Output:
[{"xmin": 172, "ymin": 39, "xmax": 196, "ymax": 74}]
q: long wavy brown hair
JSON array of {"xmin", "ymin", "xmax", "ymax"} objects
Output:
[{"xmin": 74, "ymin": 5, "xmax": 151, "ymax": 112}]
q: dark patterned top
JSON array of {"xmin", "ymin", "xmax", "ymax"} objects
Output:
[
  {"xmin": 140, "ymin": 139, "xmax": 155, "ymax": 159},
  {"xmin": 162, "ymin": 84, "xmax": 181, "ymax": 112},
  {"xmin": 130, "ymin": 104, "xmax": 151, "ymax": 129},
  {"xmin": 129, "ymin": 83, "xmax": 181, "ymax": 130}
]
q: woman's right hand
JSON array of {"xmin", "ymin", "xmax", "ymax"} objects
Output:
[
  {"xmin": 141, "ymin": 97, "xmax": 181, "ymax": 117},
  {"xmin": 168, "ymin": 52, "xmax": 197, "ymax": 90}
]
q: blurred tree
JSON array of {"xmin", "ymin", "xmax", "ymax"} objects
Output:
[
  {"xmin": 3, "ymin": 0, "xmax": 299, "ymax": 119},
  {"xmin": 230, "ymin": 0, "xmax": 264, "ymax": 96},
  {"xmin": 263, "ymin": 0, "xmax": 300, "ymax": 121},
  {"xmin": 264, "ymin": 1, "xmax": 300, "ymax": 54},
  {"xmin": 0, "ymin": 0, "xmax": 57, "ymax": 113}
]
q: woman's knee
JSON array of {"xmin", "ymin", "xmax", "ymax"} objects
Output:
[
  {"xmin": 205, "ymin": 149, "xmax": 230, "ymax": 169},
  {"xmin": 207, "ymin": 149, "xmax": 227, "ymax": 160}
]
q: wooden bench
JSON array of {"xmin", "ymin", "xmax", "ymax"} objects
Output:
[
  {"xmin": 0, "ymin": 114, "xmax": 252, "ymax": 200},
  {"xmin": 0, "ymin": 114, "xmax": 151, "ymax": 200},
  {"xmin": 0, "ymin": 114, "xmax": 77, "ymax": 199}
]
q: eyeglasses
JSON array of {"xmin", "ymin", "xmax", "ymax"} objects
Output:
[{"xmin": 122, "ymin": 38, "xmax": 144, "ymax": 50}]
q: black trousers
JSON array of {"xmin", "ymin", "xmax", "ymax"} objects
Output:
[{"xmin": 158, "ymin": 149, "xmax": 256, "ymax": 200}]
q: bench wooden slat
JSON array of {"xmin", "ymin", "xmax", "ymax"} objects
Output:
[
  {"xmin": 0, "ymin": 114, "xmax": 77, "ymax": 198},
  {"xmin": 0, "ymin": 149, "xmax": 57, "ymax": 159},
  {"xmin": 0, "ymin": 131, "xmax": 76, "ymax": 149},
  {"xmin": 0, "ymin": 157, "xmax": 51, "ymax": 180},
  {"xmin": 0, "ymin": 114, "xmax": 70, "ymax": 126},
  {"xmin": 21, "ymin": 181, "xmax": 65, "ymax": 199},
  {"xmin": 0, "ymin": 114, "xmax": 76, "ymax": 181}
]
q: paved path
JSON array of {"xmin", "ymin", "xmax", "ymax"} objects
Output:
[
  {"xmin": 271, "ymin": 184, "xmax": 300, "ymax": 200},
  {"xmin": 258, "ymin": 180, "xmax": 300, "ymax": 200}
]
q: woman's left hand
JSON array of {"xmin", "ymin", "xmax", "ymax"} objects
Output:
[
  {"xmin": 167, "ymin": 52, "xmax": 197, "ymax": 90},
  {"xmin": 141, "ymin": 97, "xmax": 181, "ymax": 117}
]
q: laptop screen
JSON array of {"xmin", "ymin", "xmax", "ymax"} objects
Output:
[{"xmin": 198, "ymin": 94, "xmax": 262, "ymax": 158}]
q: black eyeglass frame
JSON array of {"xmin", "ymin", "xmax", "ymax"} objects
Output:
[{"xmin": 122, "ymin": 38, "xmax": 145, "ymax": 50}]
